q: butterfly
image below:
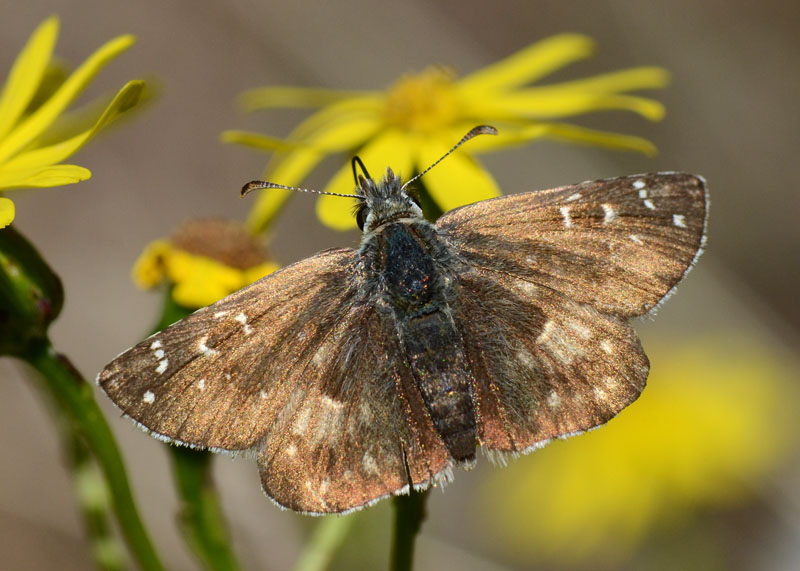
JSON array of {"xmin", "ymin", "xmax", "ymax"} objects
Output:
[{"xmin": 99, "ymin": 126, "xmax": 708, "ymax": 514}]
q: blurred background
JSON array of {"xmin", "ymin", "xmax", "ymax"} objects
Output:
[{"xmin": 1, "ymin": 0, "xmax": 798, "ymax": 569}]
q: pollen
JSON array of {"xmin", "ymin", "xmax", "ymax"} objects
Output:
[{"xmin": 383, "ymin": 67, "xmax": 458, "ymax": 133}]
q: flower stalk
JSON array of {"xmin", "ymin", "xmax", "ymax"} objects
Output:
[
  {"xmin": 390, "ymin": 489, "xmax": 430, "ymax": 571},
  {"xmin": 23, "ymin": 338, "xmax": 164, "ymax": 571}
]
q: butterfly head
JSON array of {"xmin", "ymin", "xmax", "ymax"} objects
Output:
[{"xmin": 354, "ymin": 167, "xmax": 423, "ymax": 232}]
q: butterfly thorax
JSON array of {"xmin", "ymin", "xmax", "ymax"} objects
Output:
[{"xmin": 360, "ymin": 206, "xmax": 478, "ymax": 464}]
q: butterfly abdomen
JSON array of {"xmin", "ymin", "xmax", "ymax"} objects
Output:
[{"xmin": 401, "ymin": 310, "xmax": 477, "ymax": 463}]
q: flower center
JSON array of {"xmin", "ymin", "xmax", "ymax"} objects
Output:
[
  {"xmin": 172, "ymin": 218, "xmax": 270, "ymax": 269},
  {"xmin": 383, "ymin": 67, "xmax": 458, "ymax": 133}
]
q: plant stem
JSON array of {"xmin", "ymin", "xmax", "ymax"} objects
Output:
[
  {"xmin": 66, "ymin": 433, "xmax": 127, "ymax": 571},
  {"xmin": 293, "ymin": 515, "xmax": 356, "ymax": 571},
  {"xmin": 24, "ymin": 338, "xmax": 165, "ymax": 571},
  {"xmin": 152, "ymin": 293, "xmax": 239, "ymax": 569},
  {"xmin": 169, "ymin": 446, "xmax": 240, "ymax": 570},
  {"xmin": 390, "ymin": 489, "xmax": 429, "ymax": 571}
]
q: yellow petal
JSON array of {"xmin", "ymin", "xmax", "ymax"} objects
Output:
[
  {"xmin": 532, "ymin": 66, "xmax": 670, "ymax": 95},
  {"xmin": 220, "ymin": 130, "xmax": 300, "ymax": 152},
  {"xmin": 466, "ymin": 91, "xmax": 665, "ymax": 121},
  {"xmin": 0, "ymin": 16, "xmax": 59, "ymax": 140},
  {"xmin": 166, "ymin": 251, "xmax": 243, "ymax": 307},
  {"xmin": 238, "ymin": 86, "xmax": 379, "ymax": 111},
  {"xmin": 285, "ymin": 96, "xmax": 382, "ymax": 143},
  {"xmin": 246, "ymin": 117, "xmax": 380, "ymax": 233},
  {"xmin": 480, "ymin": 339, "xmax": 797, "ymax": 564},
  {"xmin": 316, "ymin": 130, "xmax": 414, "ymax": 231},
  {"xmin": 416, "ymin": 136, "xmax": 500, "ymax": 212},
  {"xmin": 131, "ymin": 239, "xmax": 172, "ymax": 289},
  {"xmin": 0, "ymin": 34, "xmax": 136, "ymax": 163},
  {"xmin": 457, "ymin": 34, "xmax": 595, "ymax": 93},
  {"xmin": 244, "ymin": 262, "xmax": 280, "ymax": 284},
  {"xmin": 0, "ymin": 164, "xmax": 91, "ymax": 189},
  {"xmin": 496, "ymin": 123, "xmax": 658, "ymax": 156},
  {"xmin": 0, "ymin": 196, "xmax": 15, "ymax": 227},
  {"xmin": 2, "ymin": 80, "xmax": 144, "ymax": 172}
]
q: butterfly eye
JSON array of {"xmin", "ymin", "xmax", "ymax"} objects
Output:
[{"xmin": 356, "ymin": 204, "xmax": 368, "ymax": 230}]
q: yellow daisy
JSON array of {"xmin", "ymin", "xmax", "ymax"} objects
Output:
[
  {"xmin": 133, "ymin": 218, "xmax": 279, "ymax": 308},
  {"xmin": 223, "ymin": 34, "xmax": 669, "ymax": 232},
  {"xmin": 478, "ymin": 338, "xmax": 799, "ymax": 566},
  {"xmin": 0, "ymin": 16, "xmax": 143, "ymax": 228}
]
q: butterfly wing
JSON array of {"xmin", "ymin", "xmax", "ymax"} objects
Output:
[
  {"xmin": 438, "ymin": 173, "xmax": 707, "ymax": 317},
  {"xmin": 99, "ymin": 248, "xmax": 451, "ymax": 513},
  {"xmin": 439, "ymin": 173, "xmax": 707, "ymax": 453},
  {"xmin": 452, "ymin": 265, "xmax": 649, "ymax": 454}
]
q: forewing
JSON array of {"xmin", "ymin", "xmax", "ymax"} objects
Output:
[
  {"xmin": 99, "ymin": 247, "xmax": 452, "ymax": 513},
  {"xmin": 438, "ymin": 173, "xmax": 707, "ymax": 316},
  {"xmin": 99, "ymin": 248, "xmax": 362, "ymax": 451},
  {"xmin": 453, "ymin": 266, "xmax": 649, "ymax": 453}
]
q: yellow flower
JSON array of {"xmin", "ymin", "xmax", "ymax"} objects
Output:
[
  {"xmin": 223, "ymin": 35, "xmax": 669, "ymax": 232},
  {"xmin": 0, "ymin": 16, "xmax": 143, "ymax": 228},
  {"xmin": 133, "ymin": 218, "xmax": 279, "ymax": 308},
  {"xmin": 478, "ymin": 338, "xmax": 799, "ymax": 566}
]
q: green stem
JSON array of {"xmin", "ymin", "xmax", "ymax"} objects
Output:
[
  {"xmin": 67, "ymin": 434, "xmax": 127, "ymax": 571},
  {"xmin": 293, "ymin": 515, "xmax": 356, "ymax": 571},
  {"xmin": 24, "ymin": 338, "xmax": 165, "ymax": 571},
  {"xmin": 154, "ymin": 292, "xmax": 239, "ymax": 570},
  {"xmin": 390, "ymin": 489, "xmax": 429, "ymax": 571},
  {"xmin": 169, "ymin": 447, "xmax": 240, "ymax": 570}
]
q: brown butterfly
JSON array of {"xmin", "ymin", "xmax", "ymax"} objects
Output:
[{"xmin": 99, "ymin": 126, "xmax": 708, "ymax": 514}]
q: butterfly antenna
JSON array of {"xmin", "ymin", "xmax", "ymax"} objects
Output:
[
  {"xmin": 241, "ymin": 181, "xmax": 362, "ymax": 199},
  {"xmin": 400, "ymin": 125, "xmax": 498, "ymax": 192},
  {"xmin": 352, "ymin": 156, "xmax": 373, "ymax": 185}
]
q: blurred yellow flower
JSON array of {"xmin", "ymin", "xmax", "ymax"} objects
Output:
[
  {"xmin": 223, "ymin": 34, "xmax": 669, "ymax": 232},
  {"xmin": 478, "ymin": 338, "xmax": 798, "ymax": 565},
  {"xmin": 0, "ymin": 16, "xmax": 143, "ymax": 228},
  {"xmin": 133, "ymin": 218, "xmax": 279, "ymax": 308}
]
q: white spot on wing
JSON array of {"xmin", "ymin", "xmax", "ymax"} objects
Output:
[
  {"xmin": 143, "ymin": 390, "xmax": 155, "ymax": 404},
  {"xmin": 566, "ymin": 321, "xmax": 592, "ymax": 340},
  {"xmin": 629, "ymin": 234, "xmax": 644, "ymax": 245},
  {"xmin": 600, "ymin": 340, "xmax": 614, "ymax": 354},
  {"xmin": 673, "ymin": 214, "xmax": 687, "ymax": 228},
  {"xmin": 198, "ymin": 336, "xmax": 219, "ymax": 357},
  {"xmin": 601, "ymin": 204, "xmax": 617, "ymax": 224},
  {"xmin": 321, "ymin": 396, "xmax": 343, "ymax": 410},
  {"xmin": 213, "ymin": 310, "xmax": 228, "ymax": 318},
  {"xmin": 516, "ymin": 347, "xmax": 537, "ymax": 369},
  {"xmin": 235, "ymin": 312, "xmax": 247, "ymax": 324},
  {"xmin": 156, "ymin": 359, "xmax": 168, "ymax": 374},
  {"xmin": 633, "ymin": 179, "xmax": 646, "ymax": 190},
  {"xmin": 154, "ymin": 349, "xmax": 165, "ymax": 359},
  {"xmin": 150, "ymin": 340, "xmax": 162, "ymax": 349},
  {"xmin": 286, "ymin": 444, "xmax": 297, "ymax": 457},
  {"xmin": 362, "ymin": 453, "xmax": 379, "ymax": 475},
  {"xmin": 197, "ymin": 379, "xmax": 205, "ymax": 390},
  {"xmin": 643, "ymin": 199, "xmax": 655, "ymax": 210},
  {"xmin": 638, "ymin": 189, "xmax": 648, "ymax": 199},
  {"xmin": 559, "ymin": 206, "xmax": 572, "ymax": 227},
  {"xmin": 566, "ymin": 192, "xmax": 582, "ymax": 202},
  {"xmin": 293, "ymin": 407, "xmax": 312, "ymax": 436},
  {"xmin": 312, "ymin": 344, "xmax": 330, "ymax": 367},
  {"xmin": 547, "ymin": 390, "xmax": 561, "ymax": 409},
  {"xmin": 537, "ymin": 320, "xmax": 583, "ymax": 364}
]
